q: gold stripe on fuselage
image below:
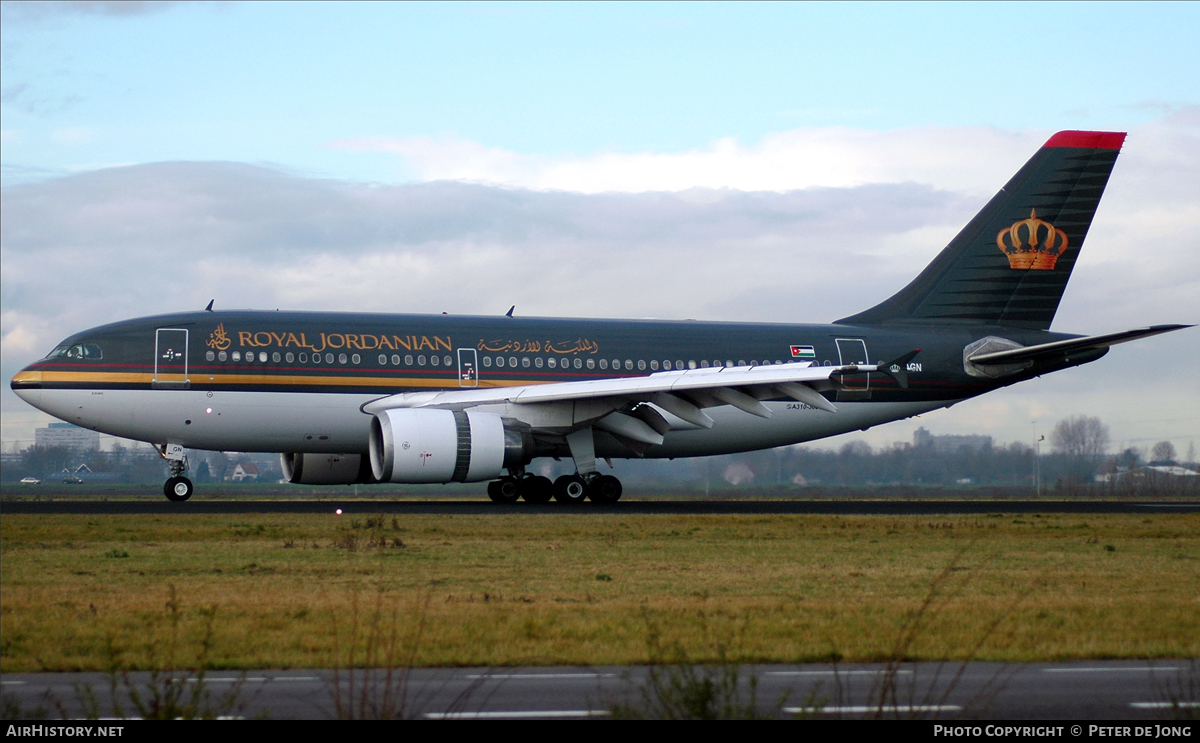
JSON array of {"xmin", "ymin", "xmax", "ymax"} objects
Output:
[{"xmin": 13, "ymin": 369, "xmax": 545, "ymax": 390}]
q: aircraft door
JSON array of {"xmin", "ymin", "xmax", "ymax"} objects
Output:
[
  {"xmin": 835, "ymin": 338, "xmax": 869, "ymax": 392},
  {"xmin": 457, "ymin": 348, "xmax": 478, "ymax": 388},
  {"xmin": 154, "ymin": 328, "xmax": 190, "ymax": 389}
]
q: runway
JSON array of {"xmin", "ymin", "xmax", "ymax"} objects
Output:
[
  {"xmin": 3, "ymin": 660, "xmax": 1196, "ymax": 720},
  {"xmin": 2, "ymin": 498, "xmax": 1198, "ymax": 515}
]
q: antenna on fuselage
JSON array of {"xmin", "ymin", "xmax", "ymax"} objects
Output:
[
  {"xmin": 506, "ymin": 305, "xmax": 515, "ymax": 317},
  {"xmin": 204, "ymin": 299, "xmax": 214, "ymax": 312}
]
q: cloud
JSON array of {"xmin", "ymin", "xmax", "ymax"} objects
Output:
[
  {"xmin": 0, "ymin": 1, "xmax": 181, "ymax": 23},
  {"xmin": 326, "ymin": 126, "xmax": 1047, "ymax": 195},
  {"xmin": 4, "ymin": 119, "xmax": 1198, "ymax": 451}
]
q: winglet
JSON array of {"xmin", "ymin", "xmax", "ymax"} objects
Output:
[
  {"xmin": 205, "ymin": 299, "xmax": 214, "ymax": 312},
  {"xmin": 877, "ymin": 349, "xmax": 921, "ymax": 389},
  {"xmin": 506, "ymin": 305, "xmax": 515, "ymax": 317}
]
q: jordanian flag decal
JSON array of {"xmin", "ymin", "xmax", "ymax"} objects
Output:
[{"xmin": 790, "ymin": 345, "xmax": 816, "ymax": 359}]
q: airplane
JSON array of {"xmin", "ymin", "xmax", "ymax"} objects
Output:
[{"xmin": 10, "ymin": 130, "xmax": 1190, "ymax": 503}]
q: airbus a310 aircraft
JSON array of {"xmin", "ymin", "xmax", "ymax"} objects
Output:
[{"xmin": 11, "ymin": 131, "xmax": 1189, "ymax": 502}]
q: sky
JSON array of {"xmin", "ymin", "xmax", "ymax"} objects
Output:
[{"xmin": 2, "ymin": 1, "xmax": 1198, "ymax": 457}]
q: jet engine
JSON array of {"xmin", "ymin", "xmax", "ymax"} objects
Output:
[
  {"xmin": 280, "ymin": 452, "xmax": 374, "ymax": 485},
  {"xmin": 369, "ymin": 408, "xmax": 534, "ymax": 483}
]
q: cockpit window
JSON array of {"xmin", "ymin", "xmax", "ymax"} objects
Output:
[{"xmin": 44, "ymin": 343, "xmax": 102, "ymax": 360}]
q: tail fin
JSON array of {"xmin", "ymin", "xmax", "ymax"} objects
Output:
[{"xmin": 837, "ymin": 131, "xmax": 1125, "ymax": 330}]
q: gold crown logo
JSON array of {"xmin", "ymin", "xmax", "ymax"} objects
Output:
[{"xmin": 995, "ymin": 209, "xmax": 1067, "ymax": 270}]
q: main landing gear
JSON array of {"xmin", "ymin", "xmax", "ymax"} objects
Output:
[
  {"xmin": 487, "ymin": 472, "xmax": 622, "ymax": 505},
  {"xmin": 163, "ymin": 457, "xmax": 193, "ymax": 502}
]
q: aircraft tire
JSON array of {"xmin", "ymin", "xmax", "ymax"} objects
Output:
[
  {"xmin": 553, "ymin": 474, "xmax": 589, "ymax": 504},
  {"xmin": 489, "ymin": 476, "xmax": 521, "ymax": 504},
  {"xmin": 588, "ymin": 475, "xmax": 622, "ymax": 504},
  {"xmin": 521, "ymin": 476, "xmax": 554, "ymax": 504},
  {"xmin": 164, "ymin": 476, "xmax": 193, "ymax": 502}
]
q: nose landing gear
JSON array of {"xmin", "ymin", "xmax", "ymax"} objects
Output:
[{"xmin": 160, "ymin": 449, "xmax": 193, "ymax": 502}]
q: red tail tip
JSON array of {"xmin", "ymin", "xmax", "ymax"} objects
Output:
[{"xmin": 1043, "ymin": 131, "xmax": 1126, "ymax": 150}]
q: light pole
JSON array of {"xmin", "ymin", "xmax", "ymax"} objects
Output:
[{"xmin": 1035, "ymin": 430, "xmax": 1045, "ymax": 497}]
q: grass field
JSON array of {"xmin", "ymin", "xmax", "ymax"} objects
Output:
[{"xmin": 1, "ymin": 511, "xmax": 1197, "ymax": 672}]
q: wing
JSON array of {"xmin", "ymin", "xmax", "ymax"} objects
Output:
[{"xmin": 363, "ymin": 352, "xmax": 918, "ymax": 448}]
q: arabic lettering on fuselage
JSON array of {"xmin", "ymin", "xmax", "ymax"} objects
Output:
[
  {"xmin": 207, "ymin": 325, "xmax": 453, "ymax": 355},
  {"xmin": 477, "ymin": 338, "xmax": 599, "ymax": 355}
]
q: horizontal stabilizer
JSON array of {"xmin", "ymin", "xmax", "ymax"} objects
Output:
[
  {"xmin": 876, "ymin": 349, "xmax": 921, "ymax": 389},
  {"xmin": 967, "ymin": 325, "xmax": 1191, "ymax": 365}
]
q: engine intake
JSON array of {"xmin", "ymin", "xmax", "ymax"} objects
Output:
[{"xmin": 369, "ymin": 409, "xmax": 533, "ymax": 484}]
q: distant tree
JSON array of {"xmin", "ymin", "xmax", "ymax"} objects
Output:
[
  {"xmin": 1116, "ymin": 448, "xmax": 1142, "ymax": 471},
  {"xmin": 1188, "ymin": 441, "xmax": 1197, "ymax": 466},
  {"xmin": 1151, "ymin": 441, "xmax": 1177, "ymax": 463},
  {"xmin": 1050, "ymin": 416, "xmax": 1110, "ymax": 459},
  {"xmin": 1050, "ymin": 415, "xmax": 1110, "ymax": 483}
]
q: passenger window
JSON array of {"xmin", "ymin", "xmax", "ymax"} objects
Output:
[
  {"xmin": 638, "ymin": 360, "xmax": 646, "ymax": 371},
  {"xmin": 325, "ymin": 353, "xmax": 334, "ymax": 364},
  {"xmin": 587, "ymin": 358, "xmax": 595, "ymax": 369},
  {"xmin": 219, "ymin": 351, "xmax": 228, "ymax": 361},
  {"xmin": 405, "ymin": 355, "xmax": 413, "ymax": 365},
  {"xmin": 233, "ymin": 351, "xmax": 242, "ymax": 361},
  {"xmin": 273, "ymin": 352, "xmax": 281, "ymax": 363},
  {"xmin": 351, "ymin": 354, "xmax": 360, "ymax": 364},
  {"xmin": 391, "ymin": 354, "xmax": 400, "ymax": 366},
  {"xmin": 379, "ymin": 354, "xmax": 388, "ymax": 365},
  {"xmin": 259, "ymin": 352, "xmax": 268, "ymax": 363},
  {"xmin": 535, "ymin": 357, "xmax": 544, "ymax": 368},
  {"xmin": 206, "ymin": 351, "xmax": 215, "ymax": 361},
  {"xmin": 444, "ymin": 355, "xmax": 452, "ymax": 366},
  {"xmin": 574, "ymin": 358, "xmax": 583, "ymax": 369},
  {"xmin": 496, "ymin": 357, "xmax": 505, "ymax": 368},
  {"xmin": 483, "ymin": 356, "xmax": 492, "ymax": 367},
  {"xmin": 508, "ymin": 356, "xmax": 517, "ymax": 367},
  {"xmin": 418, "ymin": 355, "xmax": 426, "ymax": 365},
  {"xmin": 286, "ymin": 353, "xmax": 294, "ymax": 363},
  {"xmin": 522, "ymin": 357, "xmax": 530, "ymax": 368},
  {"xmin": 700, "ymin": 360, "xmax": 710, "ymax": 368},
  {"xmin": 299, "ymin": 353, "xmax": 308, "ymax": 363},
  {"xmin": 430, "ymin": 355, "xmax": 440, "ymax": 366},
  {"xmin": 599, "ymin": 359, "xmax": 607, "ymax": 370},
  {"xmin": 624, "ymin": 359, "xmax": 632, "ymax": 370},
  {"xmin": 688, "ymin": 360, "xmax": 697, "ymax": 369},
  {"xmin": 663, "ymin": 360, "xmax": 671, "ymax": 370},
  {"xmin": 651, "ymin": 360, "xmax": 659, "ymax": 370},
  {"xmin": 548, "ymin": 358, "xmax": 556, "ymax": 368}
]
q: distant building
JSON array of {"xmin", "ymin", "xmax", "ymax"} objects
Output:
[
  {"xmin": 913, "ymin": 427, "xmax": 992, "ymax": 454},
  {"xmin": 34, "ymin": 422, "xmax": 100, "ymax": 451},
  {"xmin": 1098, "ymin": 464, "xmax": 1198, "ymax": 483},
  {"xmin": 225, "ymin": 462, "xmax": 262, "ymax": 482}
]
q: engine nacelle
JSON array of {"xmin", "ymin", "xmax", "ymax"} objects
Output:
[
  {"xmin": 369, "ymin": 408, "xmax": 533, "ymax": 484},
  {"xmin": 280, "ymin": 452, "xmax": 373, "ymax": 485}
]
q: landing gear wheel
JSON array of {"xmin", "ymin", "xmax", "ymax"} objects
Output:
[
  {"xmin": 588, "ymin": 475, "xmax": 623, "ymax": 504},
  {"xmin": 553, "ymin": 474, "xmax": 589, "ymax": 504},
  {"xmin": 164, "ymin": 476, "xmax": 193, "ymax": 502},
  {"xmin": 487, "ymin": 476, "xmax": 521, "ymax": 504},
  {"xmin": 520, "ymin": 476, "xmax": 554, "ymax": 504}
]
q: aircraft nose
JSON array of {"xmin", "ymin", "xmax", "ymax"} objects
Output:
[{"xmin": 10, "ymin": 367, "xmax": 43, "ymax": 408}]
